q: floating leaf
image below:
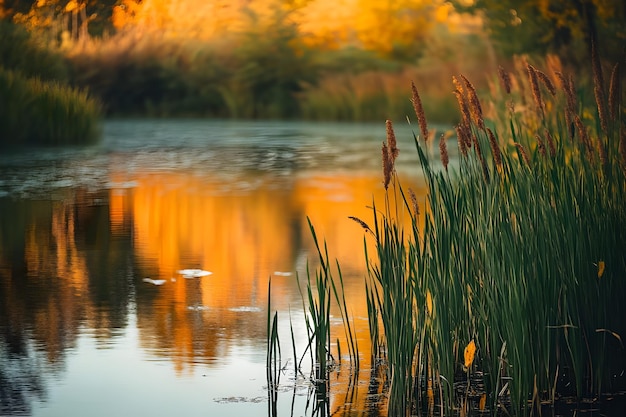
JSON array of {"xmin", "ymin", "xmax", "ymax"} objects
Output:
[
  {"xmin": 178, "ymin": 269, "xmax": 212, "ymax": 278},
  {"xmin": 464, "ymin": 340, "xmax": 476, "ymax": 369},
  {"xmin": 143, "ymin": 278, "xmax": 166, "ymax": 286},
  {"xmin": 598, "ymin": 261, "xmax": 605, "ymax": 279}
]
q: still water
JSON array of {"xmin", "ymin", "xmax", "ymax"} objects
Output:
[{"xmin": 0, "ymin": 120, "xmax": 430, "ymax": 417}]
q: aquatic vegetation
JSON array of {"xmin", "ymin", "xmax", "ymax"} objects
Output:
[
  {"xmin": 0, "ymin": 67, "xmax": 101, "ymax": 147},
  {"xmin": 374, "ymin": 54, "xmax": 625, "ymax": 414},
  {"xmin": 275, "ymin": 53, "xmax": 626, "ymax": 415}
]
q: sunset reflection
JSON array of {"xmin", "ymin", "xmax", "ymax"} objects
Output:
[
  {"xmin": 0, "ymin": 160, "xmax": 424, "ymax": 412},
  {"xmin": 123, "ymin": 168, "xmax": 423, "ymax": 386}
]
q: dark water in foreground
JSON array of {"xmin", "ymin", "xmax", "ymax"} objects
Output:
[{"xmin": 0, "ymin": 119, "xmax": 430, "ymax": 417}]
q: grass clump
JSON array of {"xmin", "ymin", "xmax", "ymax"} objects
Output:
[
  {"xmin": 341, "ymin": 53, "xmax": 625, "ymax": 415},
  {"xmin": 0, "ymin": 67, "xmax": 101, "ymax": 147}
]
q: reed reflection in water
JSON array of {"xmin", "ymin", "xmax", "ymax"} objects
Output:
[{"xmin": 0, "ymin": 120, "xmax": 428, "ymax": 416}]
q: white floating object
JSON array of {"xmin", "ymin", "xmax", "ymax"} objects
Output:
[
  {"xmin": 177, "ymin": 269, "xmax": 212, "ymax": 278},
  {"xmin": 273, "ymin": 271, "xmax": 292, "ymax": 276},
  {"xmin": 143, "ymin": 278, "xmax": 166, "ymax": 286},
  {"xmin": 170, "ymin": 278, "xmax": 176, "ymax": 282},
  {"xmin": 228, "ymin": 306, "xmax": 262, "ymax": 313},
  {"xmin": 187, "ymin": 305, "xmax": 210, "ymax": 311}
]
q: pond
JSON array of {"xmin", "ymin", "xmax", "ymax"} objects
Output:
[{"xmin": 0, "ymin": 119, "xmax": 434, "ymax": 417}]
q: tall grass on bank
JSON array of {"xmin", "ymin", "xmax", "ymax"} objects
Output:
[
  {"xmin": 60, "ymin": 25, "xmax": 489, "ymax": 122},
  {"xmin": 0, "ymin": 67, "xmax": 101, "ymax": 147},
  {"xmin": 353, "ymin": 56, "xmax": 625, "ymax": 415}
]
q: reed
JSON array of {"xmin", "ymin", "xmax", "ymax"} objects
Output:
[
  {"xmin": 350, "ymin": 54, "xmax": 625, "ymax": 416},
  {"xmin": 0, "ymin": 67, "xmax": 101, "ymax": 147}
]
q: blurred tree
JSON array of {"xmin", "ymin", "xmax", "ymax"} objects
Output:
[
  {"xmin": 229, "ymin": 1, "xmax": 317, "ymax": 117},
  {"xmin": 107, "ymin": 0, "xmax": 443, "ymax": 59},
  {"xmin": 0, "ymin": 0, "xmax": 35, "ymax": 19},
  {"xmin": 0, "ymin": 19, "xmax": 68, "ymax": 80},
  {"xmin": 452, "ymin": 0, "xmax": 626, "ymax": 63},
  {"xmin": 353, "ymin": 0, "xmax": 439, "ymax": 60},
  {"xmin": 5, "ymin": 0, "xmax": 116, "ymax": 41}
]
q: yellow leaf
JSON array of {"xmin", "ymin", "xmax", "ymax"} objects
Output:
[
  {"xmin": 464, "ymin": 340, "xmax": 476, "ymax": 369},
  {"xmin": 598, "ymin": 261, "xmax": 605, "ymax": 279},
  {"xmin": 426, "ymin": 290, "xmax": 433, "ymax": 316},
  {"xmin": 479, "ymin": 393, "xmax": 487, "ymax": 411}
]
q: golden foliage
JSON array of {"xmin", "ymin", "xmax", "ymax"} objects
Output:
[
  {"xmin": 463, "ymin": 339, "xmax": 476, "ymax": 368},
  {"xmin": 107, "ymin": 0, "xmax": 444, "ymax": 54}
]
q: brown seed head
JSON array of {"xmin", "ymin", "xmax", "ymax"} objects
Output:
[
  {"xmin": 452, "ymin": 75, "xmax": 464, "ymax": 95},
  {"xmin": 619, "ymin": 127, "xmax": 626, "ymax": 166},
  {"xmin": 527, "ymin": 63, "xmax": 544, "ymax": 118},
  {"xmin": 498, "ymin": 65, "xmax": 512, "ymax": 94},
  {"xmin": 555, "ymin": 71, "xmax": 577, "ymax": 114},
  {"xmin": 439, "ymin": 134, "xmax": 449, "ymax": 171},
  {"xmin": 597, "ymin": 139, "xmax": 607, "ymax": 167},
  {"xmin": 594, "ymin": 82, "xmax": 609, "ymax": 135},
  {"xmin": 348, "ymin": 216, "xmax": 373, "ymax": 234},
  {"xmin": 535, "ymin": 134, "xmax": 546, "ymax": 157},
  {"xmin": 515, "ymin": 142, "xmax": 531, "ymax": 168},
  {"xmin": 411, "ymin": 81, "xmax": 429, "ymax": 142},
  {"xmin": 573, "ymin": 114, "xmax": 594, "ymax": 156},
  {"xmin": 486, "ymin": 127, "xmax": 502, "ymax": 167},
  {"xmin": 386, "ymin": 119, "xmax": 399, "ymax": 162},
  {"xmin": 408, "ymin": 188, "xmax": 420, "ymax": 216},
  {"xmin": 460, "ymin": 74, "xmax": 485, "ymax": 130},
  {"xmin": 536, "ymin": 69, "xmax": 556, "ymax": 96},
  {"xmin": 453, "ymin": 89, "xmax": 471, "ymax": 132},
  {"xmin": 608, "ymin": 63, "xmax": 620, "ymax": 121},
  {"xmin": 382, "ymin": 142, "xmax": 392, "ymax": 190},
  {"xmin": 455, "ymin": 125, "xmax": 468, "ymax": 158}
]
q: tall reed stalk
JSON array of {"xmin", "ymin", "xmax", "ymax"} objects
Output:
[{"xmin": 356, "ymin": 56, "xmax": 625, "ymax": 415}]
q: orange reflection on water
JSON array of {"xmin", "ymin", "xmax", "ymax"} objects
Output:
[{"xmin": 124, "ymin": 169, "xmax": 424, "ymax": 380}]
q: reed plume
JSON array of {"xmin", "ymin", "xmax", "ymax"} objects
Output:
[
  {"xmin": 486, "ymin": 127, "xmax": 502, "ymax": 167},
  {"xmin": 590, "ymin": 41, "xmax": 609, "ymax": 134},
  {"xmin": 619, "ymin": 127, "xmax": 626, "ymax": 165},
  {"xmin": 386, "ymin": 119, "xmax": 399, "ymax": 162},
  {"xmin": 555, "ymin": 71, "xmax": 577, "ymax": 139},
  {"xmin": 439, "ymin": 133, "xmax": 449, "ymax": 171},
  {"xmin": 456, "ymin": 125, "xmax": 468, "ymax": 157},
  {"xmin": 515, "ymin": 142, "xmax": 531, "ymax": 167},
  {"xmin": 527, "ymin": 63, "xmax": 544, "ymax": 118},
  {"xmin": 536, "ymin": 69, "xmax": 556, "ymax": 96},
  {"xmin": 411, "ymin": 81, "xmax": 429, "ymax": 142},
  {"xmin": 608, "ymin": 63, "xmax": 620, "ymax": 121},
  {"xmin": 535, "ymin": 134, "xmax": 546, "ymax": 157},
  {"xmin": 348, "ymin": 216, "xmax": 374, "ymax": 235},
  {"xmin": 453, "ymin": 88, "xmax": 471, "ymax": 132},
  {"xmin": 598, "ymin": 139, "xmax": 607, "ymax": 167},
  {"xmin": 573, "ymin": 114, "xmax": 594, "ymax": 156},
  {"xmin": 382, "ymin": 142, "xmax": 392, "ymax": 190},
  {"xmin": 408, "ymin": 188, "xmax": 420, "ymax": 216},
  {"xmin": 461, "ymin": 74, "xmax": 485, "ymax": 130},
  {"xmin": 498, "ymin": 65, "xmax": 512, "ymax": 94},
  {"xmin": 452, "ymin": 75, "xmax": 464, "ymax": 95}
]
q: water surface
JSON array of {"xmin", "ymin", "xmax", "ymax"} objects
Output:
[{"xmin": 0, "ymin": 119, "xmax": 431, "ymax": 417}]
